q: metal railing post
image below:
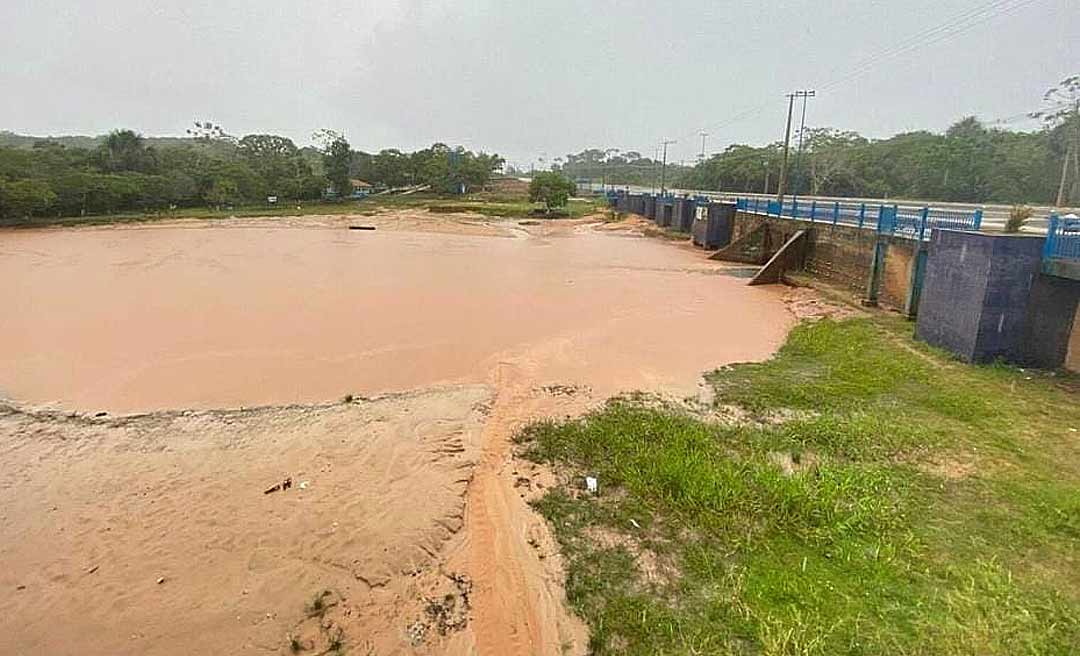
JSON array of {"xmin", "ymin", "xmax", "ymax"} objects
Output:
[
  {"xmin": 919, "ymin": 207, "xmax": 929, "ymax": 241},
  {"xmin": 1044, "ymin": 213, "xmax": 1059, "ymax": 259},
  {"xmin": 973, "ymin": 208, "xmax": 983, "ymax": 231},
  {"xmin": 833, "ymin": 201, "xmax": 840, "ymax": 225},
  {"xmin": 810, "ymin": 200, "xmax": 816, "ymax": 223},
  {"xmin": 859, "ymin": 203, "xmax": 866, "ymax": 229},
  {"xmin": 791, "ymin": 197, "xmax": 798, "ymax": 219}
]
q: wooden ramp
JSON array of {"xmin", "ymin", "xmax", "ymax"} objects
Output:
[{"xmin": 748, "ymin": 229, "xmax": 808, "ymax": 286}]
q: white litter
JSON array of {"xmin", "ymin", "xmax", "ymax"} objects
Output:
[
  {"xmin": 299, "ymin": 481, "xmax": 309, "ymax": 490},
  {"xmin": 629, "ymin": 519, "xmax": 641, "ymax": 529},
  {"xmin": 585, "ymin": 476, "xmax": 598, "ymax": 494}
]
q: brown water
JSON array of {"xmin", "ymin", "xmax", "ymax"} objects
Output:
[{"xmin": 0, "ymin": 218, "xmax": 792, "ymax": 412}]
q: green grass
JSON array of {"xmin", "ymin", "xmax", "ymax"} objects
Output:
[
  {"xmin": 0, "ymin": 192, "xmax": 602, "ymax": 228},
  {"xmin": 517, "ymin": 318, "xmax": 1080, "ymax": 655}
]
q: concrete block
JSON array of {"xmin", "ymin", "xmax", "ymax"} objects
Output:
[
  {"xmin": 915, "ymin": 230, "xmax": 1060, "ymax": 365},
  {"xmin": 644, "ymin": 194, "xmax": 657, "ymax": 220},
  {"xmin": 656, "ymin": 198, "xmax": 674, "ymax": 227},
  {"xmin": 672, "ymin": 198, "xmax": 695, "ymax": 232},
  {"xmin": 692, "ymin": 202, "xmax": 735, "ymax": 249}
]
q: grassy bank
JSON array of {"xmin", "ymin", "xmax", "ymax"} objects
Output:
[
  {"xmin": 517, "ymin": 318, "xmax": 1080, "ymax": 655},
  {"xmin": 0, "ymin": 192, "xmax": 601, "ymax": 229}
]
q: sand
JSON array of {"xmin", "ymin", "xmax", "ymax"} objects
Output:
[{"xmin": 0, "ymin": 210, "xmax": 796, "ymax": 654}]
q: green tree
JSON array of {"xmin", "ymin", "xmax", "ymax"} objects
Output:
[
  {"xmin": 314, "ymin": 129, "xmax": 351, "ymax": 197},
  {"xmin": 97, "ymin": 129, "xmax": 157, "ymax": 173},
  {"xmin": 1032, "ymin": 74, "xmax": 1080, "ymax": 206},
  {"xmin": 0, "ymin": 178, "xmax": 56, "ymax": 218},
  {"xmin": 237, "ymin": 134, "xmax": 319, "ymax": 199},
  {"xmin": 528, "ymin": 172, "xmax": 576, "ymax": 213}
]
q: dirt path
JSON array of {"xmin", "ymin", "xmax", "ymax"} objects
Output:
[
  {"xmin": 445, "ymin": 363, "xmax": 592, "ymax": 655},
  {"xmin": 0, "ymin": 211, "xmax": 797, "ymax": 654}
]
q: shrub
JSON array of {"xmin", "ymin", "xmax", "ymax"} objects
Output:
[
  {"xmin": 1004, "ymin": 205, "xmax": 1033, "ymax": 233},
  {"xmin": 527, "ymin": 172, "xmax": 576, "ymax": 213}
]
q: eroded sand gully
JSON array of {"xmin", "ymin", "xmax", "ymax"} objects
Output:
[{"xmin": 0, "ymin": 212, "xmax": 795, "ymax": 654}]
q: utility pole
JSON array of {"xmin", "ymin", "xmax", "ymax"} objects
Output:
[
  {"xmin": 763, "ymin": 160, "xmax": 770, "ymax": 194},
  {"xmin": 776, "ymin": 93, "xmax": 796, "ymax": 204},
  {"xmin": 791, "ymin": 90, "xmax": 815, "ymax": 197},
  {"xmin": 698, "ymin": 130, "xmax": 709, "ymax": 163},
  {"xmin": 1055, "ymin": 99, "xmax": 1079, "ymax": 207},
  {"xmin": 652, "ymin": 144, "xmax": 661, "ymax": 194},
  {"xmin": 660, "ymin": 139, "xmax": 676, "ymax": 195}
]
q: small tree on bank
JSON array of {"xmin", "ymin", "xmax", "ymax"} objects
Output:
[
  {"xmin": 528, "ymin": 171, "xmax": 576, "ymax": 214},
  {"xmin": 313, "ymin": 129, "xmax": 351, "ymax": 198}
]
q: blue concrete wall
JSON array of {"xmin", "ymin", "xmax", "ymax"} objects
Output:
[
  {"xmin": 672, "ymin": 198, "xmax": 695, "ymax": 232},
  {"xmin": 657, "ymin": 199, "xmax": 674, "ymax": 227},
  {"xmin": 1021, "ymin": 274, "xmax": 1080, "ymax": 367},
  {"xmin": 693, "ymin": 202, "xmax": 735, "ymax": 249},
  {"xmin": 915, "ymin": 230, "xmax": 1071, "ymax": 365}
]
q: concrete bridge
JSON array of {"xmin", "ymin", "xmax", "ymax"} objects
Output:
[{"xmin": 612, "ymin": 191, "xmax": 1080, "ymax": 371}]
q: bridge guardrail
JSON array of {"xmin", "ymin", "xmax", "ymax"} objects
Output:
[
  {"xmin": 734, "ymin": 196, "xmax": 981, "ymax": 241},
  {"xmin": 1044, "ymin": 214, "xmax": 1080, "ymax": 262}
]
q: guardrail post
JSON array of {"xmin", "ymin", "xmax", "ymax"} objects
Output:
[
  {"xmin": 893, "ymin": 204, "xmax": 899, "ymax": 235},
  {"xmin": 810, "ymin": 200, "xmax": 816, "ymax": 223},
  {"xmin": 973, "ymin": 208, "xmax": 983, "ymax": 231},
  {"xmin": 1044, "ymin": 213, "xmax": 1059, "ymax": 259},
  {"xmin": 791, "ymin": 198, "xmax": 798, "ymax": 219},
  {"xmin": 833, "ymin": 201, "xmax": 840, "ymax": 225},
  {"xmin": 918, "ymin": 207, "xmax": 929, "ymax": 241},
  {"xmin": 859, "ymin": 203, "xmax": 866, "ymax": 229}
]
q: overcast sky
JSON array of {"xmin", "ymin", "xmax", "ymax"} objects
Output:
[{"xmin": 2, "ymin": 0, "xmax": 1076, "ymax": 167}]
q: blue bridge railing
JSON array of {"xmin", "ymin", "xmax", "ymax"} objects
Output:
[
  {"xmin": 1044, "ymin": 213, "xmax": 1080, "ymax": 262},
  {"xmin": 734, "ymin": 196, "xmax": 982, "ymax": 240}
]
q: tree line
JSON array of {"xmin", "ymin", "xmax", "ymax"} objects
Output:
[
  {"xmin": 0, "ymin": 124, "xmax": 504, "ymax": 219},
  {"xmin": 561, "ymin": 76, "xmax": 1080, "ymax": 207}
]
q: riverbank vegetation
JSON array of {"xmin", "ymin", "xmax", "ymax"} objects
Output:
[
  {"xmin": 517, "ymin": 318, "xmax": 1080, "ymax": 654},
  {"xmin": 0, "ymin": 190, "xmax": 600, "ymax": 229},
  {"xmin": 0, "ymin": 127, "xmax": 504, "ymax": 221}
]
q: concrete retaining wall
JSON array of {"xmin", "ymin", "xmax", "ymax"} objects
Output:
[
  {"xmin": 727, "ymin": 211, "xmax": 920, "ymax": 311},
  {"xmin": 914, "ymin": 230, "xmax": 1080, "ymax": 368}
]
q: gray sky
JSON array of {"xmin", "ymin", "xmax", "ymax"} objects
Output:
[{"xmin": 2, "ymin": 0, "xmax": 1076, "ymax": 167}]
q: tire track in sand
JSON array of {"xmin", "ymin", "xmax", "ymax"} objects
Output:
[{"xmin": 444, "ymin": 361, "xmax": 590, "ymax": 655}]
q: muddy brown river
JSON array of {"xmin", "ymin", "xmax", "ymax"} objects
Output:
[
  {"xmin": 0, "ymin": 213, "xmax": 797, "ymax": 655},
  {"xmin": 1, "ymin": 216, "xmax": 792, "ymax": 412}
]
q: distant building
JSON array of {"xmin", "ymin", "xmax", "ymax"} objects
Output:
[{"xmin": 350, "ymin": 179, "xmax": 373, "ymax": 198}]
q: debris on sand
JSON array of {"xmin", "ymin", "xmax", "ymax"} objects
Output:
[
  {"xmin": 408, "ymin": 572, "xmax": 473, "ymax": 646},
  {"xmin": 263, "ymin": 477, "xmax": 293, "ymax": 494},
  {"xmin": 347, "ymin": 225, "xmax": 376, "ymax": 231}
]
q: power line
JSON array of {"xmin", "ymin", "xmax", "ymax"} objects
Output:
[
  {"xmin": 817, "ymin": 0, "xmax": 1044, "ymax": 93},
  {"xmin": 669, "ymin": 0, "xmax": 1047, "ymax": 156}
]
